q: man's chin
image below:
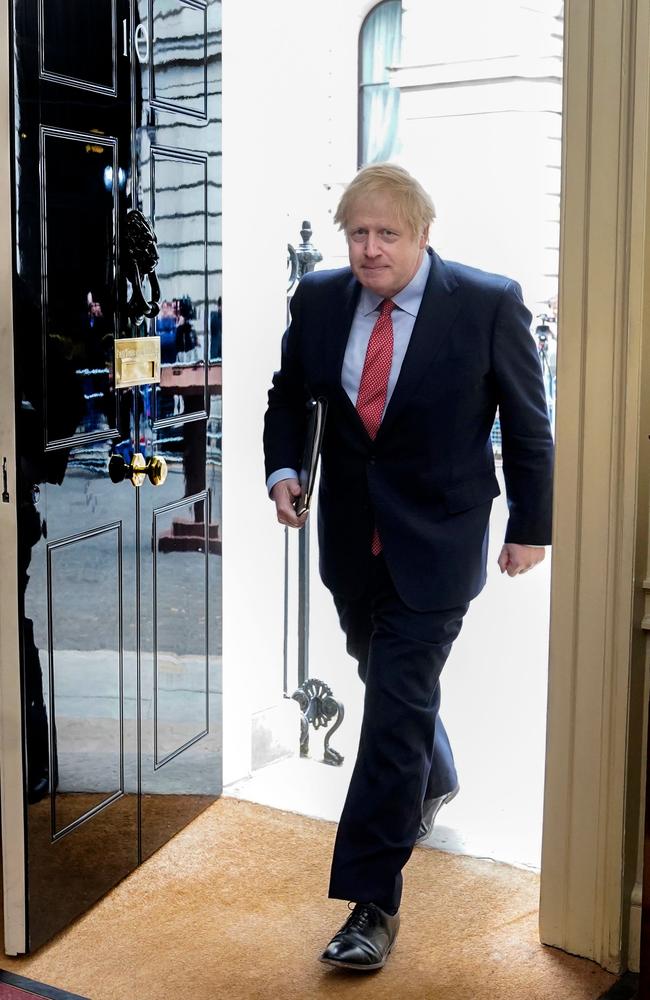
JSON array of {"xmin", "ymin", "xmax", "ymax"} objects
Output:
[{"xmin": 356, "ymin": 270, "xmax": 393, "ymax": 294}]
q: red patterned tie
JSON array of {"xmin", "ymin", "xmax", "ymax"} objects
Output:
[{"xmin": 356, "ymin": 298, "xmax": 395, "ymax": 554}]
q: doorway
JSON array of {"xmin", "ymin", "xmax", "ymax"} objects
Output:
[{"xmin": 227, "ymin": 0, "xmax": 561, "ymax": 877}]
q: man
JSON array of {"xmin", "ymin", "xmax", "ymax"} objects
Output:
[{"xmin": 263, "ymin": 164, "xmax": 553, "ymax": 972}]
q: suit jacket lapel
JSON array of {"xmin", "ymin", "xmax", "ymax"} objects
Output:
[
  {"xmin": 325, "ymin": 271, "xmax": 368, "ymax": 430},
  {"xmin": 377, "ymin": 249, "xmax": 461, "ymax": 441}
]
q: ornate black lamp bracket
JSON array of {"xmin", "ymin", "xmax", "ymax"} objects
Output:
[{"xmin": 291, "ymin": 678, "xmax": 344, "ymax": 766}]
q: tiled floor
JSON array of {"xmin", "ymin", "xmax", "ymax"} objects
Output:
[{"xmin": 226, "ymin": 469, "xmax": 551, "ymax": 871}]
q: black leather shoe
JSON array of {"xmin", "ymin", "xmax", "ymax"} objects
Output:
[
  {"xmin": 319, "ymin": 902, "xmax": 400, "ymax": 971},
  {"xmin": 416, "ymin": 784, "xmax": 459, "ymax": 843}
]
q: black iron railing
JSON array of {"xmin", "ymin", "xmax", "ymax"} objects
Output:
[{"xmin": 284, "ymin": 221, "xmax": 344, "ymax": 766}]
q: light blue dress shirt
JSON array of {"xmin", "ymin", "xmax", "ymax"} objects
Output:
[
  {"xmin": 340, "ymin": 250, "xmax": 431, "ymax": 410},
  {"xmin": 267, "ymin": 252, "xmax": 431, "ymax": 495}
]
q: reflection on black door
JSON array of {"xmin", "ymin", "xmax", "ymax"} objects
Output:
[{"xmin": 10, "ymin": 0, "xmax": 222, "ymax": 951}]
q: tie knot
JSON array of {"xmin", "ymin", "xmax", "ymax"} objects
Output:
[{"xmin": 380, "ymin": 299, "xmax": 395, "ymax": 317}]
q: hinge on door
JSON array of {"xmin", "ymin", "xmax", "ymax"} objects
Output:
[{"xmin": 2, "ymin": 457, "xmax": 10, "ymax": 503}]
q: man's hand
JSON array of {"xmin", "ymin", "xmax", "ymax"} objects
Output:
[
  {"xmin": 271, "ymin": 478, "xmax": 308, "ymax": 529},
  {"xmin": 498, "ymin": 543, "xmax": 545, "ymax": 577}
]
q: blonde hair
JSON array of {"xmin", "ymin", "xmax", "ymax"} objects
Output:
[{"xmin": 334, "ymin": 163, "xmax": 436, "ymax": 237}]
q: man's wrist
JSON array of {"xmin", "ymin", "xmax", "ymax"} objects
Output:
[{"xmin": 267, "ymin": 468, "xmax": 299, "ymax": 496}]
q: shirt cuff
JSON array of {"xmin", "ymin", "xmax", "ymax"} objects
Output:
[{"xmin": 267, "ymin": 468, "xmax": 299, "ymax": 496}]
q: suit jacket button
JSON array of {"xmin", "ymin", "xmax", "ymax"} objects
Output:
[{"xmin": 369, "ymin": 455, "xmax": 376, "ymax": 465}]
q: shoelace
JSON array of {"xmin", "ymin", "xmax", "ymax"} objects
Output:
[{"xmin": 346, "ymin": 902, "xmax": 372, "ymax": 931}]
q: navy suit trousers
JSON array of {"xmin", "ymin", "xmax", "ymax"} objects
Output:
[{"xmin": 329, "ymin": 555, "xmax": 468, "ymax": 914}]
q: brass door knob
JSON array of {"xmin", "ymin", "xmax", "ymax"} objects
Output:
[
  {"xmin": 145, "ymin": 455, "xmax": 168, "ymax": 487},
  {"xmin": 108, "ymin": 452, "xmax": 147, "ymax": 488}
]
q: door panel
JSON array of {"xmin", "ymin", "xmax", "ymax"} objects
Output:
[
  {"xmin": 150, "ymin": 146, "xmax": 209, "ymax": 422},
  {"xmin": 152, "ymin": 498, "xmax": 209, "ymax": 767},
  {"xmin": 40, "ymin": 0, "xmax": 117, "ymax": 93},
  {"xmin": 7, "ymin": 0, "xmax": 222, "ymax": 953},
  {"xmin": 41, "ymin": 129, "xmax": 119, "ymax": 444},
  {"xmin": 134, "ymin": 0, "xmax": 222, "ymax": 862},
  {"xmin": 47, "ymin": 523, "xmax": 124, "ymax": 838},
  {"xmin": 139, "ymin": 483, "xmax": 219, "ymax": 862},
  {"xmin": 23, "ymin": 448, "xmax": 138, "ymax": 949},
  {"xmin": 150, "ymin": 0, "xmax": 208, "ymax": 118}
]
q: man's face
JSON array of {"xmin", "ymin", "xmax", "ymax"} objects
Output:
[{"xmin": 345, "ymin": 192, "xmax": 428, "ymax": 299}]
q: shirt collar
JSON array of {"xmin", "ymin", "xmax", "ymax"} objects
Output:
[{"xmin": 358, "ymin": 249, "xmax": 432, "ymax": 318}]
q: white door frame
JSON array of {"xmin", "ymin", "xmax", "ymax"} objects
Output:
[{"xmin": 540, "ymin": 0, "xmax": 650, "ymax": 973}]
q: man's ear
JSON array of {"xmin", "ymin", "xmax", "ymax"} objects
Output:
[{"xmin": 419, "ymin": 226, "xmax": 430, "ymax": 249}]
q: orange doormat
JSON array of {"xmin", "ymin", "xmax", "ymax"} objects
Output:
[{"xmin": 1, "ymin": 798, "xmax": 617, "ymax": 1000}]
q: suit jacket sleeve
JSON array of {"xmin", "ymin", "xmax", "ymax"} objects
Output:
[
  {"xmin": 263, "ymin": 277, "xmax": 311, "ymax": 482},
  {"xmin": 492, "ymin": 280, "xmax": 554, "ymax": 545}
]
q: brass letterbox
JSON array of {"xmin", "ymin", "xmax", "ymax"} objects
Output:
[{"xmin": 115, "ymin": 336, "xmax": 161, "ymax": 388}]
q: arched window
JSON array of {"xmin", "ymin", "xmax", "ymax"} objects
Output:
[{"xmin": 358, "ymin": 1, "xmax": 403, "ymax": 167}]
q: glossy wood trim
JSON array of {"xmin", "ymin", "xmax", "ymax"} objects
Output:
[{"xmin": 0, "ymin": 0, "xmax": 26, "ymax": 958}]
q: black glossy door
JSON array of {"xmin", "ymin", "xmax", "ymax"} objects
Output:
[
  {"xmin": 133, "ymin": 0, "xmax": 222, "ymax": 862},
  {"xmin": 10, "ymin": 0, "xmax": 222, "ymax": 951}
]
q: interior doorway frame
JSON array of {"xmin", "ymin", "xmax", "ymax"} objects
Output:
[
  {"xmin": 539, "ymin": 0, "xmax": 650, "ymax": 974},
  {"xmin": 0, "ymin": 0, "xmax": 26, "ymax": 958}
]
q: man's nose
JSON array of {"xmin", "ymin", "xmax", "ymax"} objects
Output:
[{"xmin": 364, "ymin": 233, "xmax": 381, "ymax": 257}]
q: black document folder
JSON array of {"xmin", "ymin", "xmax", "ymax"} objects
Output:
[{"xmin": 294, "ymin": 397, "xmax": 328, "ymax": 516}]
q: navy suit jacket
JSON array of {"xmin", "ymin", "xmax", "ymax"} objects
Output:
[{"xmin": 264, "ymin": 248, "xmax": 554, "ymax": 612}]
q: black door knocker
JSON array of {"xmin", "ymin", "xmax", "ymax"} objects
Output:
[{"xmin": 124, "ymin": 209, "xmax": 162, "ymax": 323}]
